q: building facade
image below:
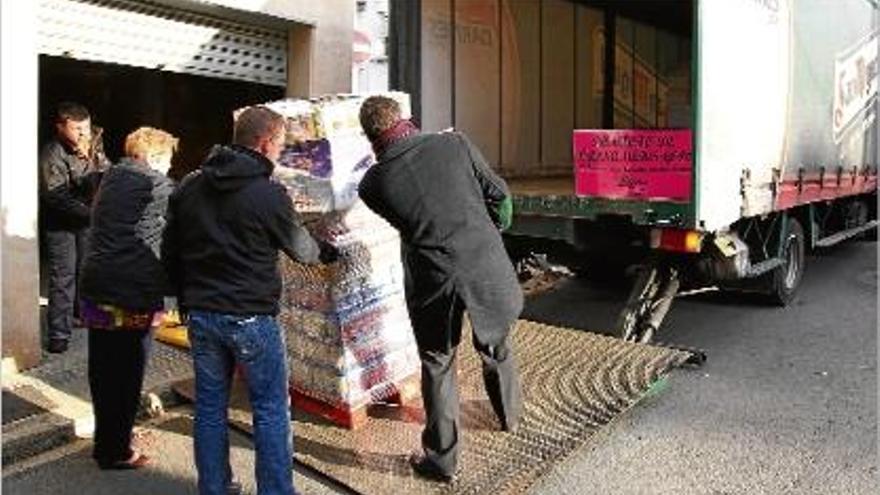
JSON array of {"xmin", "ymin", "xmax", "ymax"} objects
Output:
[
  {"xmin": 353, "ymin": 0, "xmax": 390, "ymax": 94},
  {"xmin": 1, "ymin": 0, "xmax": 355, "ymax": 369}
]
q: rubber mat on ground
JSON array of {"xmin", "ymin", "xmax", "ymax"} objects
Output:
[{"xmin": 175, "ymin": 319, "xmax": 695, "ymax": 494}]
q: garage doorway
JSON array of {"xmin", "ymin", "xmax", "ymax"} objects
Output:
[{"xmin": 39, "ymin": 55, "xmax": 284, "ymax": 179}]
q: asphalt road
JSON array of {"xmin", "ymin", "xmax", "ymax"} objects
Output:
[{"xmin": 525, "ymin": 241, "xmax": 878, "ymax": 495}]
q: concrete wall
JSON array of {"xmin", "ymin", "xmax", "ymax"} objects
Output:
[
  {"xmin": 353, "ymin": 0, "xmax": 390, "ymax": 95},
  {"xmin": 203, "ymin": 0, "xmax": 354, "ymax": 96},
  {"xmin": 277, "ymin": 0, "xmax": 354, "ymax": 95},
  {"xmin": 1, "ymin": 1, "xmax": 41, "ymax": 370}
]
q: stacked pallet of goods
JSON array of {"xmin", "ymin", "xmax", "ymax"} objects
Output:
[{"xmin": 250, "ymin": 93, "xmax": 420, "ymax": 428}]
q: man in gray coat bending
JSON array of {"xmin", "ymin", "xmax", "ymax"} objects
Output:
[{"xmin": 358, "ymin": 96, "xmax": 523, "ymax": 482}]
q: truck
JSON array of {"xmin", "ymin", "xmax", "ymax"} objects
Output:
[{"xmin": 390, "ymin": 0, "xmax": 878, "ymax": 342}]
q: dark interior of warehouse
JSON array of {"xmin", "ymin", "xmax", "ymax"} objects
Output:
[{"xmin": 39, "ymin": 55, "xmax": 284, "ymax": 181}]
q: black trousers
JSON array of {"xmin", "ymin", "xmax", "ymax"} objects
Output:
[
  {"xmin": 45, "ymin": 228, "xmax": 88, "ymax": 343},
  {"xmin": 410, "ymin": 287, "xmax": 522, "ymax": 476},
  {"xmin": 88, "ymin": 327, "xmax": 152, "ymax": 463}
]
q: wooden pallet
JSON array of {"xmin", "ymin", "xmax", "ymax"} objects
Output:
[
  {"xmin": 290, "ymin": 373, "xmax": 421, "ymax": 430},
  {"xmin": 173, "ymin": 372, "xmax": 422, "ymax": 430}
]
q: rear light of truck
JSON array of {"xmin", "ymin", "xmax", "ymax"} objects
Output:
[{"xmin": 650, "ymin": 228, "xmax": 703, "ymax": 253}]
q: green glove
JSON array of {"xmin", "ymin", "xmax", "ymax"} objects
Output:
[{"xmin": 498, "ymin": 196, "xmax": 513, "ymax": 231}]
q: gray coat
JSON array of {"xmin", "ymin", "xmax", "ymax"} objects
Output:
[{"xmin": 358, "ymin": 132, "xmax": 523, "ymax": 346}]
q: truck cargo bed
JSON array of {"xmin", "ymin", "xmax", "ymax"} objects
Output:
[
  {"xmin": 508, "ymin": 175, "xmax": 693, "ymax": 228},
  {"xmin": 508, "ymin": 177, "xmax": 574, "ymax": 197}
]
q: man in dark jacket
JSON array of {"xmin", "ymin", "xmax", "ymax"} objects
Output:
[
  {"xmin": 39, "ymin": 102, "xmax": 110, "ymax": 353},
  {"xmin": 357, "ymin": 96, "xmax": 523, "ymax": 482},
  {"xmin": 162, "ymin": 106, "xmax": 325, "ymax": 495}
]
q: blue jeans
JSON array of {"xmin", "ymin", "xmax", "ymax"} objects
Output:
[{"xmin": 188, "ymin": 311, "xmax": 294, "ymax": 495}]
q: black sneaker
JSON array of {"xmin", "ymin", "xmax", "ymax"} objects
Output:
[
  {"xmin": 47, "ymin": 339, "xmax": 69, "ymax": 354},
  {"xmin": 409, "ymin": 454, "xmax": 454, "ymax": 483}
]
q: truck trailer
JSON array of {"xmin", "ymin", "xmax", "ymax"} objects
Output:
[{"xmin": 390, "ymin": 0, "xmax": 878, "ymax": 342}]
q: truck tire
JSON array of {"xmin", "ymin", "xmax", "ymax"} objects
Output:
[{"xmin": 767, "ymin": 218, "xmax": 805, "ymax": 306}]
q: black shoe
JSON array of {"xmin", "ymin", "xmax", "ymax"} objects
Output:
[
  {"xmin": 409, "ymin": 454, "xmax": 454, "ymax": 483},
  {"xmin": 47, "ymin": 339, "xmax": 69, "ymax": 354},
  {"xmin": 501, "ymin": 417, "xmax": 519, "ymax": 433}
]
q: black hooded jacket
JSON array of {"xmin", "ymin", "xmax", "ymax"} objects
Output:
[{"xmin": 161, "ymin": 145, "xmax": 321, "ymax": 315}]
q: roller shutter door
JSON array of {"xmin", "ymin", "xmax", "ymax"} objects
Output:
[{"xmin": 38, "ymin": 0, "xmax": 288, "ymax": 87}]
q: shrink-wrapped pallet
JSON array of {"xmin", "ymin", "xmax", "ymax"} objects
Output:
[
  {"xmin": 238, "ymin": 93, "xmax": 419, "ymax": 420},
  {"xmin": 276, "ymin": 201, "xmax": 418, "ymax": 411},
  {"xmin": 258, "ymin": 92, "xmax": 411, "ymax": 213}
]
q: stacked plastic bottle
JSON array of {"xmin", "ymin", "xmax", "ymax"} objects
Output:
[{"xmin": 245, "ymin": 93, "xmax": 420, "ymax": 413}]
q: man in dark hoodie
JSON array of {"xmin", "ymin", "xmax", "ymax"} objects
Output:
[{"xmin": 162, "ymin": 106, "xmax": 327, "ymax": 495}]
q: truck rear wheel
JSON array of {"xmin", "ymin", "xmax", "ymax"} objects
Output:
[{"xmin": 766, "ymin": 218, "xmax": 804, "ymax": 306}]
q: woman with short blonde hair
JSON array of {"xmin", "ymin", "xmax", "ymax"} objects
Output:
[
  {"xmin": 124, "ymin": 127, "xmax": 178, "ymax": 172},
  {"xmin": 79, "ymin": 126, "xmax": 178, "ymax": 470}
]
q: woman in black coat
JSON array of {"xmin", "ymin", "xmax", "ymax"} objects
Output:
[{"xmin": 79, "ymin": 127, "xmax": 177, "ymax": 470}]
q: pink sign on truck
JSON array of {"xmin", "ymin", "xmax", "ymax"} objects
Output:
[{"xmin": 573, "ymin": 129, "xmax": 693, "ymax": 202}]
